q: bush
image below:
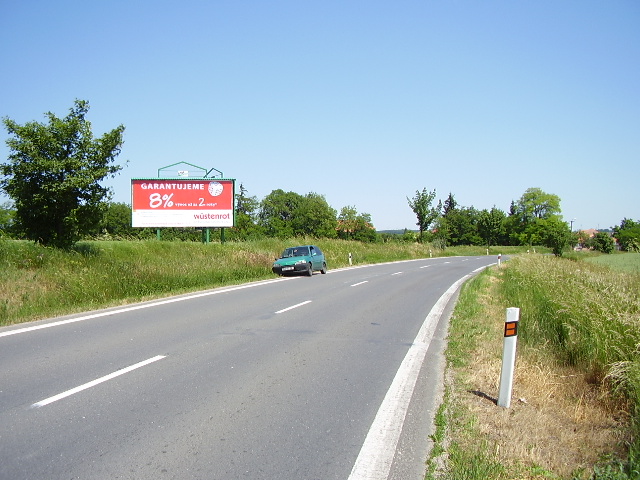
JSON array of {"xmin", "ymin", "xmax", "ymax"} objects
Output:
[{"xmin": 589, "ymin": 232, "xmax": 615, "ymax": 254}]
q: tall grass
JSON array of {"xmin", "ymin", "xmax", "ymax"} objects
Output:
[
  {"xmin": 427, "ymin": 253, "xmax": 640, "ymax": 479},
  {"xmin": 498, "ymin": 254, "xmax": 640, "ymax": 474},
  {"xmin": 499, "ymin": 255, "xmax": 640, "ymax": 390},
  {"xmin": 0, "ymin": 239, "xmax": 277, "ymax": 324}
]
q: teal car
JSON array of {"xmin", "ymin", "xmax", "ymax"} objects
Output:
[{"xmin": 272, "ymin": 245, "xmax": 328, "ymax": 276}]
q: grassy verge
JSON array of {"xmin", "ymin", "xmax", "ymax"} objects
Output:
[
  {"xmin": 428, "ymin": 253, "xmax": 640, "ymax": 479},
  {"xmin": 0, "ymin": 237, "xmax": 527, "ymax": 326}
]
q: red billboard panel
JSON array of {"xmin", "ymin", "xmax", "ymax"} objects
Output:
[{"xmin": 131, "ymin": 179, "xmax": 235, "ymax": 228}]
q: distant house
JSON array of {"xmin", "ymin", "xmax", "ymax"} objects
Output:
[
  {"xmin": 581, "ymin": 228, "xmax": 599, "ymax": 239},
  {"xmin": 576, "ymin": 228, "xmax": 619, "ymax": 250}
]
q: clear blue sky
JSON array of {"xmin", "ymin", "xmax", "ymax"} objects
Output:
[{"xmin": 1, "ymin": 1, "xmax": 638, "ymax": 231}]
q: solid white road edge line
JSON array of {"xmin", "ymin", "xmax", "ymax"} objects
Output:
[
  {"xmin": 275, "ymin": 300, "xmax": 312, "ymax": 314},
  {"xmin": 31, "ymin": 355, "xmax": 166, "ymax": 408},
  {"xmin": 347, "ymin": 273, "xmax": 472, "ymax": 480}
]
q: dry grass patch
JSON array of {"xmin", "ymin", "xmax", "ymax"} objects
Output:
[{"xmin": 449, "ymin": 268, "xmax": 631, "ymax": 478}]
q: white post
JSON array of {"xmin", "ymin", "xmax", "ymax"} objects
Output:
[
  {"xmin": 498, "ymin": 307, "xmax": 520, "ymax": 408},
  {"xmin": 498, "ymin": 253, "xmax": 502, "ymax": 266},
  {"xmin": 348, "ymin": 252, "xmax": 352, "ymax": 266}
]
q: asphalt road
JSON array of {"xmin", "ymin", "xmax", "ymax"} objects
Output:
[{"xmin": 0, "ymin": 255, "xmax": 497, "ymax": 480}]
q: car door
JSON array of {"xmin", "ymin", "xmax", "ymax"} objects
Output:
[{"xmin": 310, "ymin": 246, "xmax": 323, "ymax": 270}]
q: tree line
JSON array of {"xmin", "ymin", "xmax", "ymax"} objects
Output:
[
  {"xmin": 406, "ymin": 187, "xmax": 639, "ymax": 255},
  {"xmin": 1, "ymin": 100, "xmax": 639, "ymax": 254}
]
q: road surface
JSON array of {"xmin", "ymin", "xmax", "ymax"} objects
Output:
[{"xmin": 0, "ymin": 255, "xmax": 496, "ymax": 479}]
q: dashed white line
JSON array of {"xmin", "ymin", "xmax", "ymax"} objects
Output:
[
  {"xmin": 275, "ymin": 300, "xmax": 312, "ymax": 314},
  {"xmin": 391, "ymin": 272, "xmax": 403, "ymax": 276},
  {"xmin": 32, "ymin": 355, "xmax": 166, "ymax": 408},
  {"xmin": 351, "ymin": 281, "xmax": 369, "ymax": 287}
]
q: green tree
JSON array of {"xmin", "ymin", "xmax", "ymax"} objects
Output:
[
  {"xmin": 99, "ymin": 202, "xmax": 135, "ymax": 237},
  {"xmin": 614, "ymin": 218, "xmax": 640, "ymax": 252},
  {"xmin": 0, "ymin": 200, "xmax": 16, "ymax": 236},
  {"xmin": 258, "ymin": 189, "xmax": 302, "ymax": 238},
  {"xmin": 540, "ymin": 217, "xmax": 574, "ymax": 256},
  {"xmin": 478, "ymin": 207, "xmax": 507, "ymax": 247},
  {"xmin": 507, "ymin": 188, "xmax": 563, "ymax": 246},
  {"xmin": 337, "ymin": 206, "xmax": 376, "ymax": 242},
  {"xmin": 442, "ymin": 192, "xmax": 457, "ymax": 216},
  {"xmin": 589, "ymin": 231, "xmax": 615, "ymax": 254},
  {"xmin": 515, "ymin": 187, "xmax": 561, "ymax": 223},
  {"xmin": 292, "ymin": 193, "xmax": 337, "ymax": 238},
  {"xmin": 258, "ymin": 189, "xmax": 337, "ymax": 238},
  {"xmin": 437, "ymin": 206, "xmax": 482, "ymax": 246},
  {"xmin": 231, "ymin": 183, "xmax": 262, "ymax": 240},
  {"xmin": 407, "ymin": 188, "xmax": 439, "ymax": 242},
  {"xmin": 1, "ymin": 100, "xmax": 125, "ymax": 248}
]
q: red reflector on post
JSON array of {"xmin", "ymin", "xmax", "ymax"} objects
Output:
[{"xmin": 504, "ymin": 321, "xmax": 518, "ymax": 337}]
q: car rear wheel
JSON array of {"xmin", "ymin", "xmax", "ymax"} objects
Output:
[{"xmin": 321, "ymin": 263, "xmax": 327, "ymax": 274}]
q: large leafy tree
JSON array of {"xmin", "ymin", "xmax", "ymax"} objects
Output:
[
  {"xmin": 407, "ymin": 188, "xmax": 439, "ymax": 242},
  {"xmin": 539, "ymin": 216, "xmax": 574, "ymax": 256},
  {"xmin": 437, "ymin": 206, "xmax": 483, "ymax": 246},
  {"xmin": 231, "ymin": 183, "xmax": 262, "ymax": 240},
  {"xmin": 98, "ymin": 202, "xmax": 138, "ymax": 237},
  {"xmin": 508, "ymin": 187, "xmax": 563, "ymax": 246},
  {"xmin": 1, "ymin": 100, "xmax": 125, "ymax": 248},
  {"xmin": 614, "ymin": 218, "xmax": 640, "ymax": 252},
  {"xmin": 337, "ymin": 205, "xmax": 376, "ymax": 242},
  {"xmin": 259, "ymin": 189, "xmax": 302, "ymax": 238},
  {"xmin": 478, "ymin": 207, "xmax": 507, "ymax": 247},
  {"xmin": 292, "ymin": 193, "xmax": 337, "ymax": 238},
  {"xmin": 588, "ymin": 231, "xmax": 615, "ymax": 254},
  {"xmin": 514, "ymin": 187, "xmax": 561, "ymax": 224},
  {"xmin": 258, "ymin": 189, "xmax": 337, "ymax": 238}
]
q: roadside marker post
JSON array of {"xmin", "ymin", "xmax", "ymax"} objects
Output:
[{"xmin": 498, "ymin": 307, "xmax": 520, "ymax": 408}]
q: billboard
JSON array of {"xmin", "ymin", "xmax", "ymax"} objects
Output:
[{"xmin": 131, "ymin": 178, "xmax": 235, "ymax": 228}]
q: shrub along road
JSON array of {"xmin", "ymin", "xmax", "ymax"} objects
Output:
[{"xmin": 0, "ymin": 256, "xmax": 496, "ymax": 479}]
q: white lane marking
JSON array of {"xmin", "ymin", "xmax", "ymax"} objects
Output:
[
  {"xmin": 32, "ymin": 355, "xmax": 166, "ymax": 408},
  {"xmin": 391, "ymin": 272, "xmax": 403, "ymax": 276},
  {"xmin": 420, "ymin": 265, "xmax": 431, "ymax": 269},
  {"xmin": 348, "ymin": 274, "xmax": 471, "ymax": 480},
  {"xmin": 0, "ymin": 278, "xmax": 292, "ymax": 339},
  {"xmin": 473, "ymin": 263, "xmax": 496, "ymax": 273},
  {"xmin": 275, "ymin": 300, "xmax": 312, "ymax": 314},
  {"xmin": 351, "ymin": 281, "xmax": 369, "ymax": 287}
]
